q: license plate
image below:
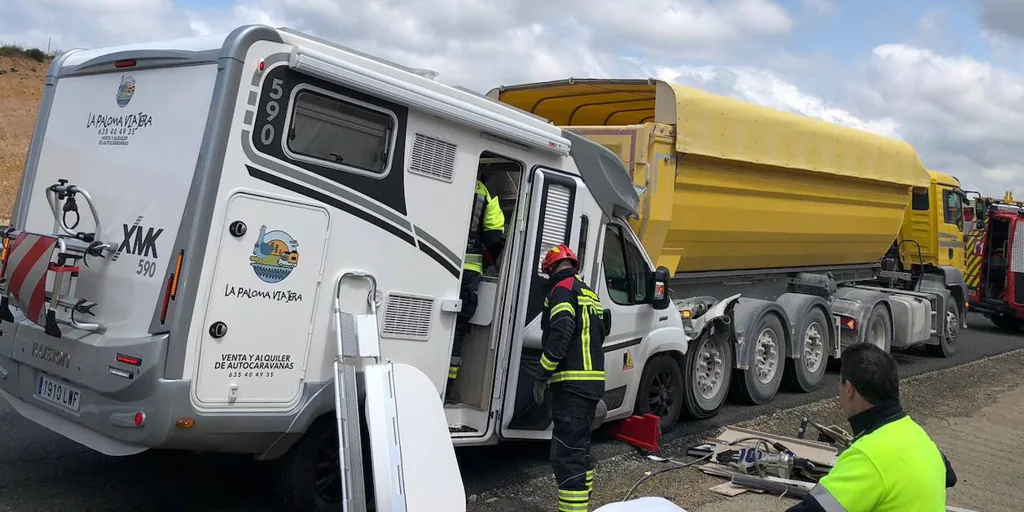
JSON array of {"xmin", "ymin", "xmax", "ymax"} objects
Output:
[{"xmin": 36, "ymin": 374, "xmax": 82, "ymax": 413}]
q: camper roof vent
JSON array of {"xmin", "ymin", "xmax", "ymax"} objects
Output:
[{"xmin": 411, "ymin": 68, "xmax": 439, "ymax": 80}]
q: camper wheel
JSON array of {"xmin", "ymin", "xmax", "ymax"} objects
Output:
[
  {"xmin": 276, "ymin": 415, "xmax": 374, "ymax": 512},
  {"xmin": 276, "ymin": 416, "xmax": 342, "ymax": 511}
]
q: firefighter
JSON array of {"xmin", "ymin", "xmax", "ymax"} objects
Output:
[
  {"xmin": 533, "ymin": 244, "xmax": 610, "ymax": 512},
  {"xmin": 446, "ymin": 174, "xmax": 505, "ymax": 404},
  {"xmin": 786, "ymin": 343, "xmax": 957, "ymax": 512}
]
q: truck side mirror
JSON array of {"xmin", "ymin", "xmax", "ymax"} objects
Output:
[{"xmin": 651, "ymin": 266, "xmax": 671, "ymax": 310}]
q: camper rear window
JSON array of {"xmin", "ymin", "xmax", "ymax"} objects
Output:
[{"xmin": 286, "ymin": 89, "xmax": 396, "ymax": 176}]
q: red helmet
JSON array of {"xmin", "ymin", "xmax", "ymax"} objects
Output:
[{"xmin": 541, "ymin": 244, "xmax": 579, "ymax": 273}]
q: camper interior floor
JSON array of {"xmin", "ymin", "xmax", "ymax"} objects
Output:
[{"xmin": 445, "ymin": 404, "xmax": 487, "ymax": 436}]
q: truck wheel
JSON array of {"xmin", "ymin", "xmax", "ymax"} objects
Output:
[
  {"xmin": 784, "ymin": 308, "xmax": 831, "ymax": 393},
  {"xmin": 927, "ymin": 301, "xmax": 959, "ymax": 358},
  {"xmin": 864, "ymin": 304, "xmax": 892, "ymax": 352},
  {"xmin": 634, "ymin": 354, "xmax": 685, "ymax": 433},
  {"xmin": 990, "ymin": 315, "xmax": 1024, "ymax": 333},
  {"xmin": 732, "ymin": 314, "xmax": 787, "ymax": 405},
  {"xmin": 276, "ymin": 416, "xmax": 342, "ymax": 512},
  {"xmin": 681, "ymin": 332, "xmax": 733, "ymax": 420}
]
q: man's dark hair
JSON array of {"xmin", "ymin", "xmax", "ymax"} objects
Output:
[{"xmin": 839, "ymin": 343, "xmax": 900, "ymax": 405}]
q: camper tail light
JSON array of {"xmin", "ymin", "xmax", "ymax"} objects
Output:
[
  {"xmin": 115, "ymin": 353, "xmax": 142, "ymax": 366},
  {"xmin": 114, "ymin": 59, "xmax": 137, "ymax": 68},
  {"xmin": 159, "ymin": 250, "xmax": 185, "ymax": 325}
]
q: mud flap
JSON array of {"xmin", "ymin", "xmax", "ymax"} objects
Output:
[{"xmin": 363, "ymin": 362, "xmax": 466, "ymax": 512}]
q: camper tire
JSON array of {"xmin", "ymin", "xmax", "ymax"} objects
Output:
[
  {"xmin": 275, "ymin": 415, "xmax": 367, "ymax": 512},
  {"xmin": 633, "ymin": 353, "xmax": 685, "ymax": 433},
  {"xmin": 732, "ymin": 314, "xmax": 787, "ymax": 405},
  {"xmin": 783, "ymin": 308, "xmax": 831, "ymax": 393}
]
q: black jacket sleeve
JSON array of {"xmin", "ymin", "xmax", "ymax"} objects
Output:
[
  {"xmin": 785, "ymin": 495, "xmax": 825, "ymax": 512},
  {"xmin": 538, "ymin": 285, "xmax": 576, "ymax": 381},
  {"xmin": 942, "ymin": 451, "xmax": 957, "ymax": 488}
]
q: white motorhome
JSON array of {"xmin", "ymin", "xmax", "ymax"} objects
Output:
[{"xmin": 0, "ymin": 25, "xmax": 727, "ymax": 510}]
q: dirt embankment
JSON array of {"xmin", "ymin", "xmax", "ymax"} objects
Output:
[{"xmin": 0, "ymin": 51, "xmax": 49, "ymax": 222}]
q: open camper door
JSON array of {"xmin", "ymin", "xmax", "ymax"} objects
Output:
[{"xmin": 498, "ymin": 168, "xmax": 588, "ymax": 440}]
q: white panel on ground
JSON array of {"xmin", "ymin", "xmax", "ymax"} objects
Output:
[{"xmin": 364, "ymin": 362, "xmax": 466, "ymax": 512}]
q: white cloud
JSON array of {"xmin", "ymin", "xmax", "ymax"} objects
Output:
[
  {"xmin": 801, "ymin": 0, "xmax": 838, "ymax": 18},
  {"xmin": 0, "ymin": 0, "xmax": 1023, "ymax": 197}
]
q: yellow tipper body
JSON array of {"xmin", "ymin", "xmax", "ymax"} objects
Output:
[{"xmin": 489, "ymin": 79, "xmax": 932, "ymax": 274}]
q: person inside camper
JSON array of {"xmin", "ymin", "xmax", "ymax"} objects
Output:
[{"xmin": 447, "ymin": 172, "xmax": 506, "ymax": 403}]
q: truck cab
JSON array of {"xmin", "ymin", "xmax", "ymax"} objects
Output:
[
  {"xmin": 893, "ymin": 171, "xmax": 967, "ymax": 276},
  {"xmin": 964, "ymin": 192, "xmax": 1024, "ymax": 331}
]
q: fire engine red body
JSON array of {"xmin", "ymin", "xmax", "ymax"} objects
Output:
[{"xmin": 965, "ymin": 192, "xmax": 1024, "ymax": 331}]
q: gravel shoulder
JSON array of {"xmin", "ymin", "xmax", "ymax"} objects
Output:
[{"xmin": 467, "ymin": 348, "xmax": 1024, "ymax": 512}]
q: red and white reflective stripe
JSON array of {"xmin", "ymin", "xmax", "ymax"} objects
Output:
[{"xmin": 5, "ymin": 233, "xmax": 57, "ymax": 325}]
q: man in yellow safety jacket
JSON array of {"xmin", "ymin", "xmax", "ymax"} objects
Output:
[
  {"xmin": 786, "ymin": 343, "xmax": 957, "ymax": 512},
  {"xmin": 446, "ymin": 175, "xmax": 505, "ymax": 403}
]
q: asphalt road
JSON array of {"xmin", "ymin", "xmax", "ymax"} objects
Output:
[{"xmin": 1, "ymin": 312, "xmax": 1023, "ymax": 511}]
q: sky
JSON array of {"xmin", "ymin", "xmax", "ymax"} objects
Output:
[{"xmin": 2, "ymin": 0, "xmax": 1024, "ymax": 198}]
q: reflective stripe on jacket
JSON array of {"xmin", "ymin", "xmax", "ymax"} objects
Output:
[
  {"xmin": 465, "ymin": 179, "xmax": 504, "ymax": 273},
  {"xmin": 789, "ymin": 404, "xmax": 950, "ymax": 512},
  {"xmin": 538, "ymin": 270, "xmax": 610, "ymax": 399}
]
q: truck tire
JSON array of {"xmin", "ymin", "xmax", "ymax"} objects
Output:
[
  {"xmin": 927, "ymin": 301, "xmax": 959, "ymax": 358},
  {"xmin": 784, "ymin": 308, "xmax": 831, "ymax": 393},
  {"xmin": 990, "ymin": 315, "xmax": 1024, "ymax": 333},
  {"xmin": 732, "ymin": 314, "xmax": 787, "ymax": 405},
  {"xmin": 864, "ymin": 304, "xmax": 892, "ymax": 352},
  {"xmin": 634, "ymin": 354, "xmax": 685, "ymax": 433},
  {"xmin": 681, "ymin": 332, "xmax": 733, "ymax": 420},
  {"xmin": 275, "ymin": 415, "xmax": 374, "ymax": 512}
]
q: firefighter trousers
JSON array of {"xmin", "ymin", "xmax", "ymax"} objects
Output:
[
  {"xmin": 550, "ymin": 389, "xmax": 598, "ymax": 511},
  {"xmin": 449, "ymin": 268, "xmax": 481, "ymax": 383}
]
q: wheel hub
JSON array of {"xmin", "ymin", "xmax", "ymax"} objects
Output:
[
  {"xmin": 755, "ymin": 327, "xmax": 778, "ymax": 384},
  {"xmin": 648, "ymin": 370, "xmax": 677, "ymax": 416},
  {"xmin": 803, "ymin": 322, "xmax": 824, "ymax": 373},
  {"xmin": 946, "ymin": 309, "xmax": 958, "ymax": 344},
  {"xmin": 313, "ymin": 431, "xmax": 343, "ymax": 503},
  {"xmin": 696, "ymin": 339, "xmax": 724, "ymax": 400}
]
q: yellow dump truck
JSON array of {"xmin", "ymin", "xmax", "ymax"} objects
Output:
[{"xmin": 489, "ymin": 78, "xmax": 968, "ymax": 419}]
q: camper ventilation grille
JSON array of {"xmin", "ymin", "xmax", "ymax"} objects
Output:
[
  {"xmin": 537, "ymin": 184, "xmax": 572, "ymax": 273},
  {"xmin": 409, "ymin": 133, "xmax": 457, "ymax": 183},
  {"xmin": 380, "ymin": 292, "xmax": 434, "ymax": 342},
  {"xmin": 1012, "ymin": 222, "xmax": 1024, "ymax": 274}
]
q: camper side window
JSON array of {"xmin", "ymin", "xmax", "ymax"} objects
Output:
[
  {"xmin": 286, "ymin": 88, "xmax": 396, "ymax": 176},
  {"xmin": 602, "ymin": 224, "xmax": 651, "ymax": 305}
]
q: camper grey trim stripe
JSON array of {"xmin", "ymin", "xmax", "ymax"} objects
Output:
[{"xmin": 413, "ymin": 225, "xmax": 460, "ymax": 268}]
